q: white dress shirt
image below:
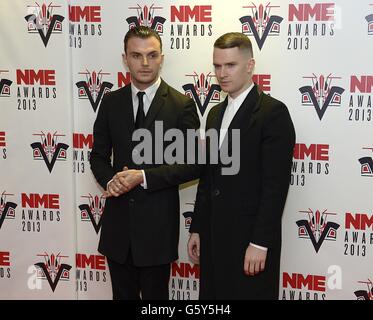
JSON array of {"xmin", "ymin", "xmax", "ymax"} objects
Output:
[
  {"xmin": 131, "ymin": 77, "xmax": 161, "ymax": 122},
  {"xmin": 107, "ymin": 78, "xmax": 161, "ymax": 190},
  {"xmin": 219, "ymin": 83, "xmax": 254, "ymax": 148}
]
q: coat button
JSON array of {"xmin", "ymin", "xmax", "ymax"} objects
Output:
[
  {"xmin": 214, "ymin": 189, "xmax": 220, "ymax": 196},
  {"xmin": 129, "ymin": 198, "xmax": 135, "ymax": 203}
]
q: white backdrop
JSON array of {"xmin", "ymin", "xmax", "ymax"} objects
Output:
[{"xmin": 0, "ymin": 0, "xmax": 372, "ymax": 300}]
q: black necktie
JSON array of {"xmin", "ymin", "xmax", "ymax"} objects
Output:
[{"xmin": 135, "ymin": 91, "xmax": 145, "ymax": 129}]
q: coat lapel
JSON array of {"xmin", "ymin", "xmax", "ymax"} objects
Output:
[
  {"xmin": 120, "ymin": 84, "xmax": 135, "ymax": 134},
  {"xmin": 143, "ymin": 79, "xmax": 167, "ymax": 129},
  {"xmin": 220, "ymin": 84, "xmax": 262, "ymax": 153},
  {"xmin": 228, "ymin": 84, "xmax": 260, "ymax": 131}
]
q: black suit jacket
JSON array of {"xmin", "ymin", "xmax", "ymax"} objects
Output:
[
  {"xmin": 90, "ymin": 79, "xmax": 200, "ymax": 267},
  {"xmin": 190, "ymin": 85, "xmax": 296, "ymax": 299}
]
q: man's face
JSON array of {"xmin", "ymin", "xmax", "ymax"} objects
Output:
[
  {"xmin": 123, "ymin": 36, "xmax": 164, "ymax": 90},
  {"xmin": 213, "ymin": 47, "xmax": 255, "ymax": 99}
]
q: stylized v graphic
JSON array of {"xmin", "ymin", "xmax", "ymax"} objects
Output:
[
  {"xmin": 34, "ymin": 263, "xmax": 72, "ymax": 292},
  {"xmin": 78, "ymin": 204, "xmax": 102, "ymax": 234},
  {"xmin": 30, "ymin": 143, "xmax": 69, "ymax": 173},
  {"xmin": 299, "ymin": 86, "xmax": 345, "ymax": 120},
  {"xmin": 182, "ymin": 84, "xmax": 221, "ymax": 116},
  {"xmin": 0, "ymin": 79, "xmax": 12, "ymax": 95},
  {"xmin": 0, "ymin": 202, "xmax": 17, "ymax": 230},
  {"xmin": 239, "ymin": 15, "xmax": 283, "ymax": 50},
  {"xmin": 296, "ymin": 220, "xmax": 340, "ymax": 253},
  {"xmin": 24, "ymin": 14, "xmax": 65, "ymax": 47},
  {"xmin": 76, "ymin": 81, "xmax": 113, "ymax": 112}
]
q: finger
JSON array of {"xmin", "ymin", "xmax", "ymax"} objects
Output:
[
  {"xmin": 108, "ymin": 184, "xmax": 120, "ymax": 197},
  {"xmin": 260, "ymin": 259, "xmax": 266, "ymax": 272},
  {"xmin": 254, "ymin": 261, "xmax": 260, "ymax": 275},
  {"xmin": 103, "ymin": 191, "xmax": 112, "ymax": 198},
  {"xmin": 249, "ymin": 261, "xmax": 255, "ymax": 276},
  {"xmin": 123, "ymin": 166, "xmax": 128, "ymax": 171},
  {"xmin": 244, "ymin": 258, "xmax": 249, "ymax": 275}
]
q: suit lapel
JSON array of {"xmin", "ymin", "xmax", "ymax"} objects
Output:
[
  {"xmin": 143, "ymin": 79, "xmax": 167, "ymax": 128},
  {"xmin": 208, "ymin": 97, "xmax": 228, "ymax": 131},
  {"xmin": 228, "ymin": 84, "xmax": 260, "ymax": 131},
  {"xmin": 120, "ymin": 85, "xmax": 135, "ymax": 133}
]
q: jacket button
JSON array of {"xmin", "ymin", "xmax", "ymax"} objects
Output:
[
  {"xmin": 214, "ymin": 189, "xmax": 220, "ymax": 196},
  {"xmin": 129, "ymin": 198, "xmax": 135, "ymax": 203}
]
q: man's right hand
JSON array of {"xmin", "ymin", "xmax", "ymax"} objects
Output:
[
  {"xmin": 187, "ymin": 233, "xmax": 200, "ymax": 264},
  {"xmin": 106, "ymin": 166, "xmax": 130, "ymax": 197}
]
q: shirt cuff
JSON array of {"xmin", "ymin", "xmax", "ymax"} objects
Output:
[
  {"xmin": 106, "ymin": 179, "xmax": 113, "ymax": 191},
  {"xmin": 141, "ymin": 170, "xmax": 147, "ymax": 189},
  {"xmin": 250, "ymin": 243, "xmax": 268, "ymax": 251}
]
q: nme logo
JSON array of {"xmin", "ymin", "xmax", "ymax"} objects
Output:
[
  {"xmin": 25, "ymin": 2, "xmax": 64, "ymax": 47},
  {"xmin": 253, "ymin": 74, "xmax": 271, "ymax": 92},
  {"xmin": 73, "ymin": 133, "xmax": 92, "ymax": 174},
  {"xmin": 78, "ymin": 194, "xmax": 105, "ymax": 234},
  {"xmin": 350, "ymin": 76, "xmax": 373, "ymax": 93},
  {"xmin": 0, "ymin": 70, "xmax": 12, "ymax": 97},
  {"xmin": 69, "ymin": 6, "xmax": 101, "ymax": 22},
  {"xmin": 34, "ymin": 252, "xmax": 71, "ymax": 292},
  {"xmin": 126, "ymin": 4, "xmax": 166, "ymax": 34},
  {"xmin": 183, "ymin": 72, "xmax": 221, "ymax": 116},
  {"xmin": 73, "ymin": 133, "xmax": 93, "ymax": 149},
  {"xmin": 293, "ymin": 144, "xmax": 329, "ymax": 161},
  {"xmin": 172, "ymin": 262, "xmax": 200, "ymax": 279},
  {"xmin": 31, "ymin": 132, "xmax": 69, "ymax": 173},
  {"xmin": 170, "ymin": 5, "xmax": 212, "ymax": 22},
  {"xmin": 0, "ymin": 132, "xmax": 6, "ymax": 160},
  {"xmin": 0, "ymin": 132, "xmax": 5, "ymax": 148},
  {"xmin": 299, "ymin": 74, "xmax": 344, "ymax": 120},
  {"xmin": 16, "ymin": 69, "xmax": 56, "ymax": 86},
  {"xmin": 76, "ymin": 254, "xmax": 106, "ymax": 270},
  {"xmin": 288, "ymin": 3, "xmax": 335, "ymax": 21},
  {"xmin": 0, "ymin": 252, "xmax": 10, "ymax": 267},
  {"xmin": 117, "ymin": 72, "xmax": 131, "ymax": 88},
  {"xmin": 76, "ymin": 70, "xmax": 113, "ymax": 112},
  {"xmin": 240, "ymin": 3, "xmax": 283, "ymax": 50},
  {"xmin": 296, "ymin": 209, "xmax": 340, "ymax": 253},
  {"xmin": 348, "ymin": 76, "xmax": 372, "ymax": 122},
  {"xmin": 283, "ymin": 272, "xmax": 326, "ymax": 292},
  {"xmin": 21, "ymin": 193, "xmax": 60, "ymax": 209},
  {"xmin": 345, "ymin": 213, "xmax": 373, "ymax": 231}
]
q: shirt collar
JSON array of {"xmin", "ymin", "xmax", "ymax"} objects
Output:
[
  {"xmin": 131, "ymin": 77, "xmax": 161, "ymax": 101},
  {"xmin": 227, "ymin": 83, "xmax": 255, "ymax": 110}
]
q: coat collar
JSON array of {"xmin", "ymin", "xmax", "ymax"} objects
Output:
[{"xmin": 120, "ymin": 79, "xmax": 168, "ymax": 130}]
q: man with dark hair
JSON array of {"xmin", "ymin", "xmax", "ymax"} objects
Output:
[
  {"xmin": 188, "ymin": 32, "xmax": 295, "ymax": 299},
  {"xmin": 90, "ymin": 26, "xmax": 199, "ymax": 300}
]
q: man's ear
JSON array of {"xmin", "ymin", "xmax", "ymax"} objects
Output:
[
  {"xmin": 122, "ymin": 52, "xmax": 128, "ymax": 68},
  {"xmin": 248, "ymin": 58, "xmax": 255, "ymax": 74}
]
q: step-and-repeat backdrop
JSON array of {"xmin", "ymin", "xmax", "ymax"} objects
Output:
[{"xmin": 0, "ymin": 0, "xmax": 372, "ymax": 300}]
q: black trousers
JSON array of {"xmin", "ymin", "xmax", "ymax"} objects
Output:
[{"xmin": 107, "ymin": 250, "xmax": 171, "ymax": 300}]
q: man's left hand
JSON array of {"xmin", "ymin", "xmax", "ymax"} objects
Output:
[{"xmin": 243, "ymin": 244, "xmax": 267, "ymax": 276}]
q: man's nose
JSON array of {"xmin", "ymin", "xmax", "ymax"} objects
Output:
[
  {"xmin": 219, "ymin": 66, "xmax": 227, "ymax": 78},
  {"xmin": 141, "ymin": 56, "xmax": 149, "ymax": 65}
]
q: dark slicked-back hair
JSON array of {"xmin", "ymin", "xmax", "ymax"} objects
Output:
[
  {"xmin": 124, "ymin": 26, "xmax": 162, "ymax": 53},
  {"xmin": 214, "ymin": 32, "xmax": 253, "ymax": 57}
]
